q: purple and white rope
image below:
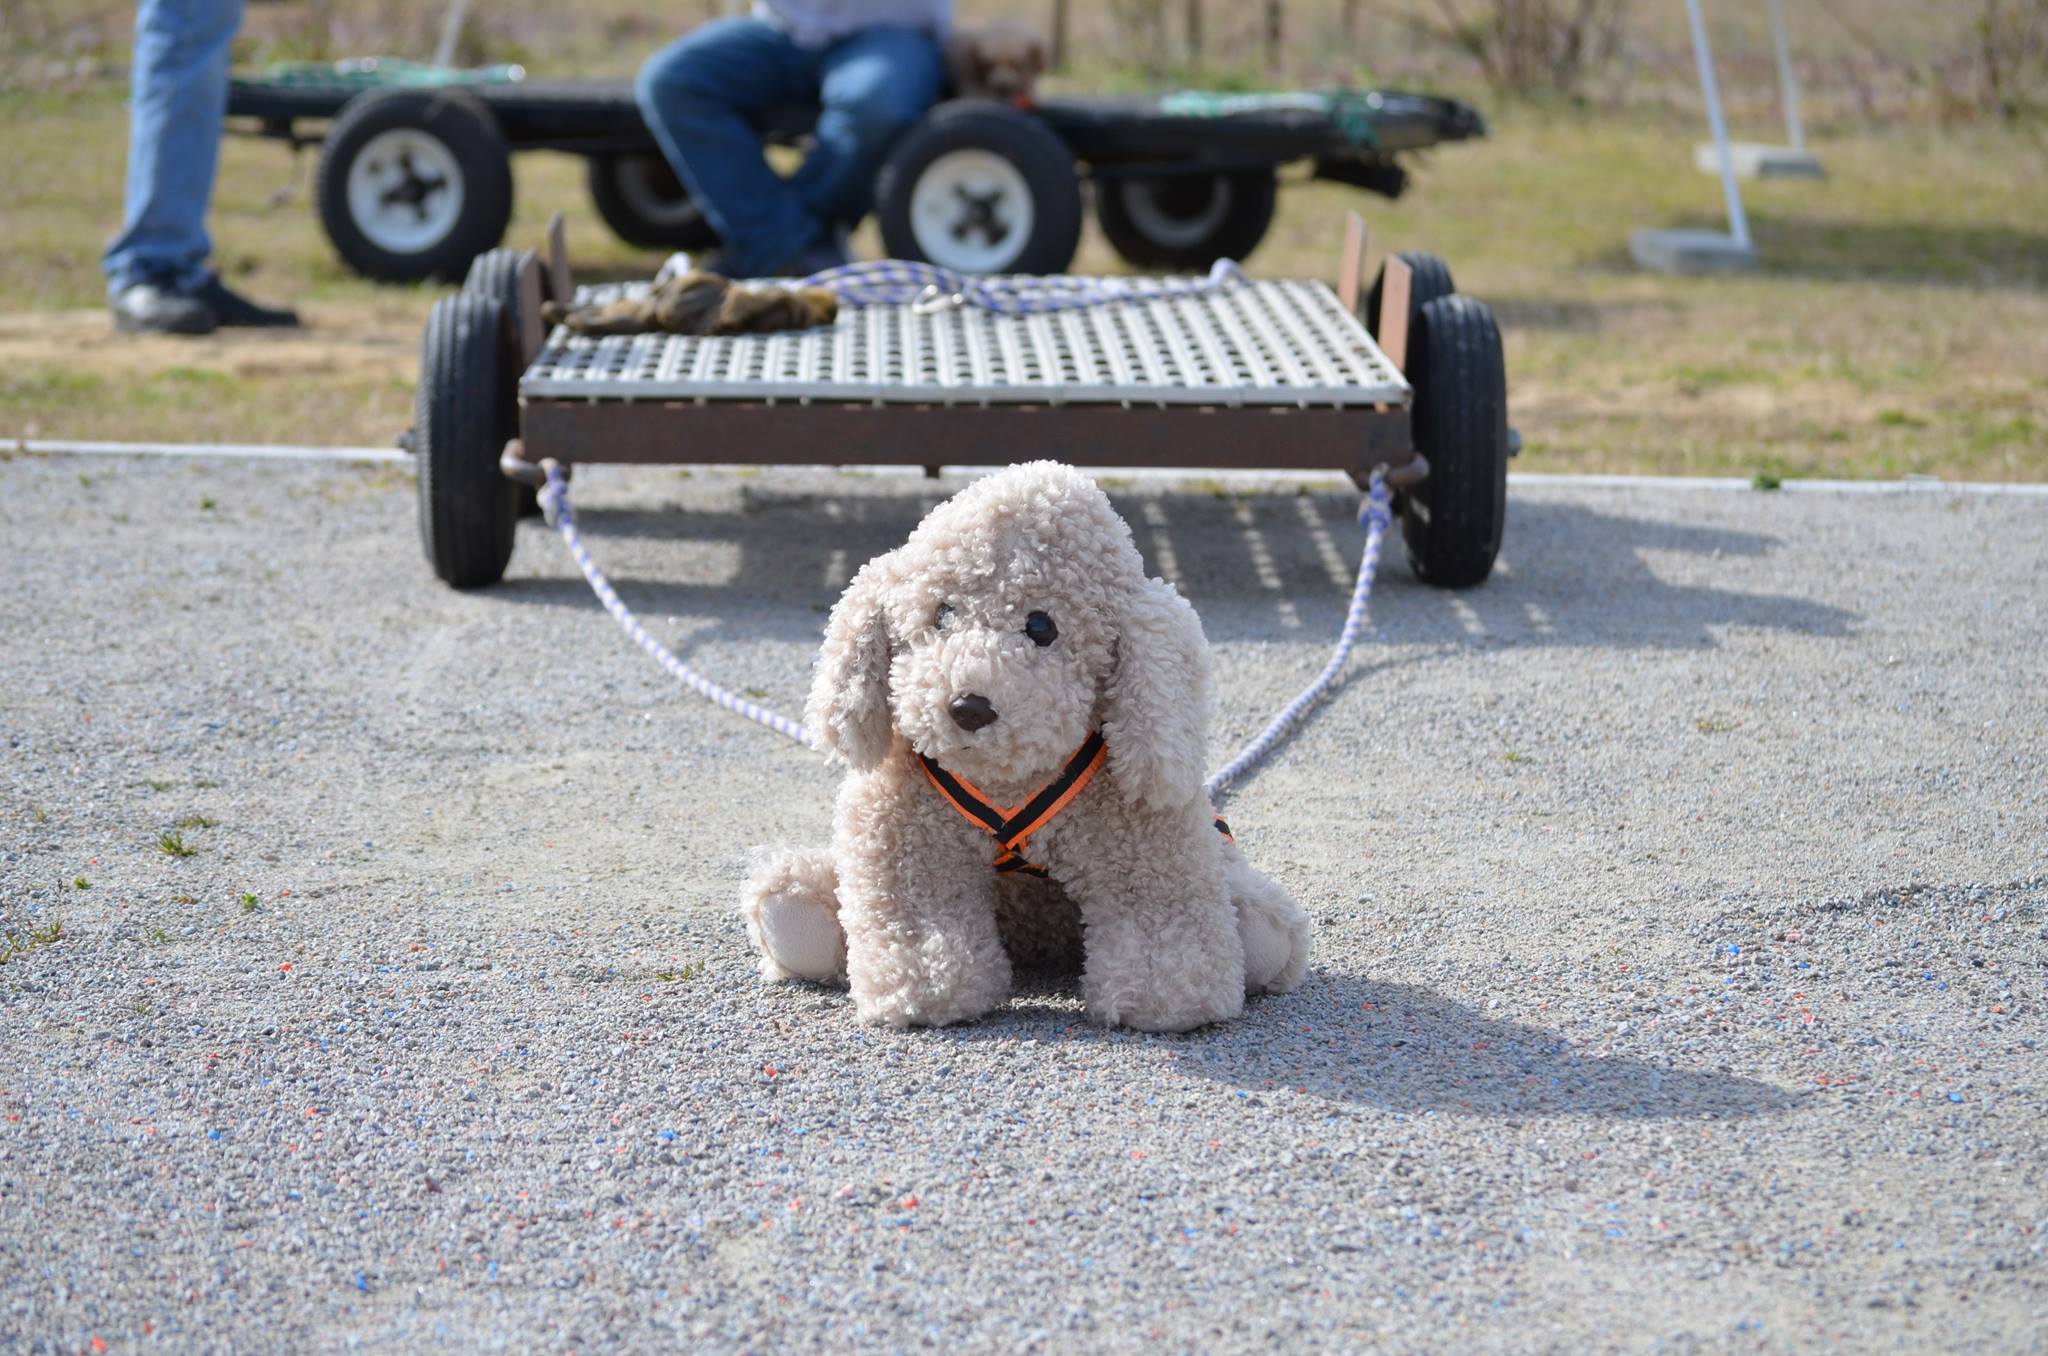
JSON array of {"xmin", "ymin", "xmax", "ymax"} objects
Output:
[
  {"xmin": 538, "ymin": 465, "xmax": 814, "ymax": 748},
  {"xmin": 798, "ymin": 258, "xmax": 1248, "ymax": 314},
  {"xmin": 1203, "ymin": 472, "xmax": 1393, "ymax": 800},
  {"xmin": 539, "ymin": 464, "xmax": 1391, "ymax": 794}
]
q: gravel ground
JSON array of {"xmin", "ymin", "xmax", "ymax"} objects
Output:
[{"xmin": 2, "ymin": 454, "xmax": 2043, "ymax": 1355}]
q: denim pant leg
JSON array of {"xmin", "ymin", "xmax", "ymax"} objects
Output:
[
  {"xmin": 102, "ymin": 0, "xmax": 244, "ymax": 294},
  {"xmin": 635, "ymin": 18, "xmax": 824, "ymax": 277},
  {"xmin": 792, "ymin": 27, "xmax": 944, "ymax": 228}
]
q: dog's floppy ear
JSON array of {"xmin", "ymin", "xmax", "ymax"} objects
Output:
[
  {"xmin": 807, "ymin": 558, "xmax": 895, "ymax": 771},
  {"xmin": 1101, "ymin": 576, "xmax": 1212, "ymax": 813}
]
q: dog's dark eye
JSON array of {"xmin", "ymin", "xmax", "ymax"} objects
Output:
[
  {"xmin": 1023, "ymin": 611, "xmax": 1058, "ymax": 647},
  {"xmin": 935, "ymin": 602, "xmax": 956, "ymax": 630}
]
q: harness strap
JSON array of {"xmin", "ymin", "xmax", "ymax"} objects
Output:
[{"xmin": 921, "ymin": 732, "xmax": 1233, "ymax": 877}]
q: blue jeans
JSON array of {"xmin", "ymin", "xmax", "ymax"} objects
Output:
[
  {"xmin": 635, "ymin": 19, "xmax": 943, "ymax": 276},
  {"xmin": 103, "ymin": 0, "xmax": 243, "ymax": 295}
]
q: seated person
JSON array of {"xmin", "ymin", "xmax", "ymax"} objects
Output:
[{"xmin": 635, "ymin": 1, "xmax": 950, "ymax": 277}]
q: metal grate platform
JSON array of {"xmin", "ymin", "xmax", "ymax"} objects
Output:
[{"xmin": 520, "ymin": 278, "xmax": 1409, "ymax": 409}]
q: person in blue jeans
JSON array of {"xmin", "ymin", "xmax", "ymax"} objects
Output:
[
  {"xmin": 104, "ymin": 0, "xmax": 297, "ymax": 335},
  {"xmin": 636, "ymin": 2, "xmax": 950, "ymax": 278}
]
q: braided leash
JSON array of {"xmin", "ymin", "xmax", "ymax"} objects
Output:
[
  {"xmin": 536, "ymin": 466, "xmax": 814, "ymax": 747},
  {"xmin": 1203, "ymin": 474, "xmax": 1392, "ymax": 798},
  {"xmin": 538, "ymin": 464, "xmax": 1391, "ymax": 799}
]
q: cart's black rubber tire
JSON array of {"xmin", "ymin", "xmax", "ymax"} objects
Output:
[
  {"xmin": 460, "ymin": 248, "xmax": 543, "ymax": 518},
  {"xmin": 874, "ymin": 101, "xmax": 1082, "ymax": 275},
  {"xmin": 1094, "ymin": 170, "xmax": 1278, "ymax": 270},
  {"xmin": 417, "ymin": 294, "xmax": 519, "ymax": 588},
  {"xmin": 316, "ymin": 88, "xmax": 513, "ymax": 284},
  {"xmin": 1402, "ymin": 294, "xmax": 1508, "ymax": 589},
  {"xmin": 1363, "ymin": 250, "xmax": 1455, "ymax": 340},
  {"xmin": 586, "ymin": 152, "xmax": 723, "ymax": 252}
]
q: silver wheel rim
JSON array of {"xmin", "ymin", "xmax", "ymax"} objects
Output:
[
  {"xmin": 612, "ymin": 154, "xmax": 695, "ymax": 227},
  {"xmin": 909, "ymin": 149, "xmax": 1034, "ymax": 273},
  {"xmin": 1120, "ymin": 175, "xmax": 1233, "ymax": 251},
  {"xmin": 346, "ymin": 129, "xmax": 466, "ymax": 255}
]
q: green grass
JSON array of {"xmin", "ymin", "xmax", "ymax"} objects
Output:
[
  {"xmin": 239, "ymin": 892, "xmax": 261, "ymax": 912},
  {"xmin": 0, "ymin": 918, "xmax": 64, "ymax": 964},
  {"xmin": 156, "ymin": 830, "xmax": 197, "ymax": 858},
  {"xmin": 0, "ymin": 54, "xmax": 2044, "ymax": 478}
]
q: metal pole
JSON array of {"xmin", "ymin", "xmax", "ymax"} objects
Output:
[
  {"xmin": 431, "ymin": 0, "xmax": 472, "ymax": 70},
  {"xmin": 1685, "ymin": 0, "xmax": 1750, "ymax": 248},
  {"xmin": 1768, "ymin": 0, "xmax": 1806, "ymax": 151}
]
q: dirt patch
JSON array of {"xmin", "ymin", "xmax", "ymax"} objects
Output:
[{"xmin": 0, "ymin": 301, "xmax": 421, "ymax": 390}]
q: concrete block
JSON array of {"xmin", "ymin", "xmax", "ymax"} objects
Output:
[
  {"xmin": 1629, "ymin": 228, "xmax": 1759, "ymax": 275},
  {"xmin": 1694, "ymin": 142, "xmax": 1826, "ymax": 180}
]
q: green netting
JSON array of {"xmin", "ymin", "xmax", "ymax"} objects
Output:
[
  {"xmin": 1156, "ymin": 88, "xmax": 1384, "ymax": 148},
  {"xmin": 251, "ymin": 57, "xmax": 526, "ymax": 89}
]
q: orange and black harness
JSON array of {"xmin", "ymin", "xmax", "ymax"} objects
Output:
[{"xmin": 919, "ymin": 730, "xmax": 1233, "ymax": 878}]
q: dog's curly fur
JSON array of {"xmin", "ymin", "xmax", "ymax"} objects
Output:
[{"xmin": 742, "ymin": 462, "xmax": 1311, "ymax": 1031}]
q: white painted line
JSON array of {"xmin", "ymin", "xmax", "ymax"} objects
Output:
[
  {"xmin": 11, "ymin": 438, "xmax": 407, "ymax": 464},
  {"xmin": 1509, "ymin": 471, "xmax": 2048, "ymax": 497},
  {"xmin": 9, "ymin": 437, "xmax": 2046, "ymax": 497}
]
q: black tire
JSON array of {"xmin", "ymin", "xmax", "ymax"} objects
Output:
[
  {"xmin": 874, "ymin": 101, "xmax": 1082, "ymax": 275},
  {"xmin": 586, "ymin": 152, "xmax": 722, "ymax": 252},
  {"xmin": 1402, "ymin": 294, "xmax": 1508, "ymax": 589},
  {"xmin": 1094, "ymin": 170, "xmax": 1278, "ymax": 270},
  {"xmin": 417, "ymin": 294, "xmax": 519, "ymax": 588},
  {"xmin": 460, "ymin": 248, "xmax": 543, "ymax": 518},
  {"xmin": 1363, "ymin": 250, "xmax": 1455, "ymax": 341},
  {"xmin": 316, "ymin": 88, "xmax": 513, "ymax": 284}
]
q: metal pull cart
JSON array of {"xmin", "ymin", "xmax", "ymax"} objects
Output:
[{"xmin": 412, "ymin": 219, "xmax": 1510, "ymax": 592}]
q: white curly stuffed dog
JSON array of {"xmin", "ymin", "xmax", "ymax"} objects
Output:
[{"xmin": 742, "ymin": 461, "xmax": 1311, "ymax": 1031}]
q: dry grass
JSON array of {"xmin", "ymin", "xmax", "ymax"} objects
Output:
[{"xmin": 0, "ymin": 4, "xmax": 2044, "ymax": 479}]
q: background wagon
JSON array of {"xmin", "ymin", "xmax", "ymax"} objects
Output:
[{"xmin": 226, "ymin": 73, "xmax": 1484, "ymax": 283}]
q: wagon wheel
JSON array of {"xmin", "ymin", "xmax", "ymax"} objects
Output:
[
  {"xmin": 1094, "ymin": 169, "xmax": 1278, "ymax": 270},
  {"xmin": 585, "ymin": 152, "xmax": 722, "ymax": 252},
  {"xmin": 875, "ymin": 101, "xmax": 1082, "ymax": 275},
  {"xmin": 1402, "ymin": 294, "xmax": 1508, "ymax": 589},
  {"xmin": 461, "ymin": 248, "xmax": 544, "ymax": 518},
  {"xmin": 416, "ymin": 293, "xmax": 520, "ymax": 588},
  {"xmin": 316, "ymin": 88, "xmax": 514, "ymax": 284},
  {"xmin": 1363, "ymin": 250, "xmax": 1454, "ymax": 342}
]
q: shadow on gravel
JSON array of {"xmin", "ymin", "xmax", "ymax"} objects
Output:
[
  {"xmin": 493, "ymin": 487, "xmax": 1857, "ymax": 654},
  {"xmin": 1167, "ymin": 972, "xmax": 1794, "ymax": 1119}
]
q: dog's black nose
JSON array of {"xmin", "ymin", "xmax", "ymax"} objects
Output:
[{"xmin": 949, "ymin": 694, "xmax": 999, "ymax": 732}]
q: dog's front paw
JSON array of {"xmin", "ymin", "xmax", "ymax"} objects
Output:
[
  {"xmin": 1084, "ymin": 969, "xmax": 1244, "ymax": 1033},
  {"xmin": 845, "ymin": 922, "xmax": 1012, "ymax": 1027},
  {"xmin": 851, "ymin": 969, "xmax": 1009, "ymax": 1028}
]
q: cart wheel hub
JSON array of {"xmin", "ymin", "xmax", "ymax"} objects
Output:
[
  {"xmin": 348, "ymin": 129, "xmax": 467, "ymax": 255},
  {"xmin": 1119, "ymin": 175, "xmax": 1234, "ymax": 251},
  {"xmin": 910, "ymin": 149, "xmax": 1034, "ymax": 273}
]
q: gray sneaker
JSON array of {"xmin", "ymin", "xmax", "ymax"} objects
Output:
[{"xmin": 111, "ymin": 282, "xmax": 217, "ymax": 336}]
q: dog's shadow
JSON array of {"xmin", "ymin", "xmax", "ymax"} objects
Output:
[{"xmin": 928, "ymin": 969, "xmax": 1792, "ymax": 1121}]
